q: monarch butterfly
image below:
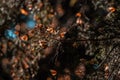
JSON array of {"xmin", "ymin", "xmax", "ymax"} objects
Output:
[
  {"xmin": 20, "ymin": 35, "xmax": 28, "ymax": 41},
  {"xmin": 20, "ymin": 9, "xmax": 28, "ymax": 15}
]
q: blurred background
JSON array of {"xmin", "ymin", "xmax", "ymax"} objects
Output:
[{"xmin": 0, "ymin": 0, "xmax": 120, "ymax": 80}]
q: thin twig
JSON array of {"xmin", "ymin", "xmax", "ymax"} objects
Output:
[
  {"xmin": 95, "ymin": 44, "xmax": 119, "ymax": 69},
  {"xmin": 108, "ymin": 56, "xmax": 120, "ymax": 80}
]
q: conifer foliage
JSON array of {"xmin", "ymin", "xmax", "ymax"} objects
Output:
[{"xmin": 0, "ymin": 0, "xmax": 120, "ymax": 80}]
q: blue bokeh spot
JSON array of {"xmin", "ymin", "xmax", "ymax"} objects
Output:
[
  {"xmin": 5, "ymin": 29, "xmax": 17, "ymax": 40},
  {"xmin": 26, "ymin": 19, "xmax": 36, "ymax": 29}
]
